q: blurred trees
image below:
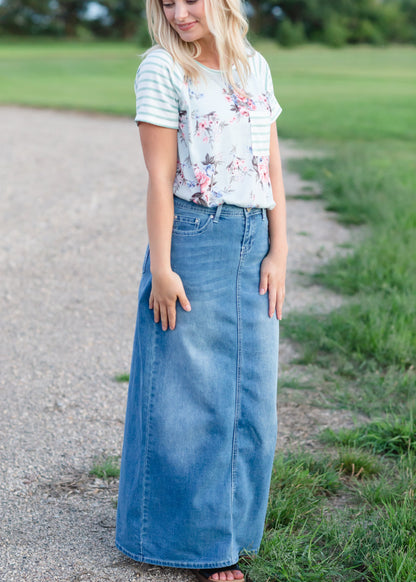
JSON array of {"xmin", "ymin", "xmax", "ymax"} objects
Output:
[
  {"xmin": 259, "ymin": 0, "xmax": 416, "ymax": 46},
  {"xmin": 0, "ymin": 0, "xmax": 415, "ymax": 45},
  {"xmin": 58, "ymin": 1, "xmax": 87, "ymax": 37},
  {"xmin": 0, "ymin": 0, "xmax": 55, "ymax": 35},
  {"xmin": 0, "ymin": 0, "xmax": 144, "ymax": 38},
  {"xmin": 100, "ymin": 1, "xmax": 143, "ymax": 39}
]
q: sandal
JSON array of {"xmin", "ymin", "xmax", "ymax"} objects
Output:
[{"xmin": 194, "ymin": 563, "xmax": 245, "ymax": 582}]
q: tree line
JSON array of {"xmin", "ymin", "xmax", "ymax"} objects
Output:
[
  {"xmin": 0, "ymin": 1, "xmax": 143, "ymax": 38},
  {"xmin": 1, "ymin": 0, "xmax": 415, "ymax": 46}
]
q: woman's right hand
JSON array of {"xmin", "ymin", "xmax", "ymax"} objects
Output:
[
  {"xmin": 149, "ymin": 269, "xmax": 191, "ymax": 331},
  {"xmin": 138, "ymin": 122, "xmax": 190, "ymax": 331}
]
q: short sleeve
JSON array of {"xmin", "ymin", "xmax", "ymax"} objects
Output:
[
  {"xmin": 253, "ymin": 51, "xmax": 282, "ymax": 123},
  {"xmin": 134, "ymin": 49, "xmax": 179, "ymax": 129},
  {"xmin": 265, "ymin": 63, "xmax": 282, "ymax": 123}
]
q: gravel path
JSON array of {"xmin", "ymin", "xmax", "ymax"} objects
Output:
[{"xmin": 1, "ymin": 106, "xmax": 353, "ymax": 582}]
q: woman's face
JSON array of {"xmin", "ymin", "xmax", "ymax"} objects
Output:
[{"xmin": 162, "ymin": 0, "xmax": 213, "ymax": 45}]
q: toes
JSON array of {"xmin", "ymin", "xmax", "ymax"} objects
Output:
[{"xmin": 207, "ymin": 569, "xmax": 244, "ymax": 582}]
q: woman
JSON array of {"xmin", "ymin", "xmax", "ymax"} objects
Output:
[{"xmin": 115, "ymin": 0, "xmax": 287, "ymax": 580}]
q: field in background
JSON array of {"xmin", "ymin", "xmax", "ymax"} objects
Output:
[
  {"xmin": 0, "ymin": 40, "xmax": 138, "ymax": 115},
  {"xmin": 0, "ymin": 40, "xmax": 414, "ymax": 141},
  {"xmin": 1, "ymin": 40, "xmax": 415, "ymax": 580}
]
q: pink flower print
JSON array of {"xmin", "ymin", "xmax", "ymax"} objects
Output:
[
  {"xmin": 213, "ymin": 119, "xmax": 221, "ymax": 131},
  {"xmin": 234, "ymin": 88, "xmax": 245, "ymax": 99},
  {"xmin": 228, "ymin": 157, "xmax": 248, "ymax": 177},
  {"xmin": 198, "ymin": 119, "xmax": 209, "ymax": 130},
  {"xmin": 174, "ymin": 162, "xmax": 186, "ymax": 188},
  {"xmin": 194, "ymin": 167, "xmax": 211, "ymax": 194},
  {"xmin": 259, "ymin": 93, "xmax": 268, "ymax": 106},
  {"xmin": 236, "ymin": 93, "xmax": 255, "ymax": 110},
  {"xmin": 235, "ymin": 158, "xmax": 248, "ymax": 172},
  {"xmin": 246, "ymin": 98, "xmax": 256, "ymax": 110},
  {"xmin": 257, "ymin": 158, "xmax": 270, "ymax": 185}
]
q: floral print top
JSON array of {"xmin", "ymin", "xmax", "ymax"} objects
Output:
[{"xmin": 134, "ymin": 46, "xmax": 282, "ymax": 208}]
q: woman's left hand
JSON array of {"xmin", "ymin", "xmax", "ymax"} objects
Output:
[{"xmin": 259, "ymin": 252, "xmax": 286, "ymax": 320}]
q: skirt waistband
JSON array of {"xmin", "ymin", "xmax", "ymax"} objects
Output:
[{"xmin": 174, "ymin": 196, "xmax": 267, "ymax": 221}]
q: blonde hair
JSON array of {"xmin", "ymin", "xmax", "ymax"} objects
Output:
[{"xmin": 144, "ymin": 0, "xmax": 253, "ymax": 90}]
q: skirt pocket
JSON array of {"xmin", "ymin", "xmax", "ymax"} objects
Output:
[
  {"xmin": 249, "ymin": 110, "xmax": 271, "ymax": 157},
  {"xmin": 172, "ymin": 211, "xmax": 213, "ymax": 237}
]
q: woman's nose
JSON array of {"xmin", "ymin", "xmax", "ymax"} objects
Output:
[{"xmin": 175, "ymin": 1, "xmax": 189, "ymax": 20}]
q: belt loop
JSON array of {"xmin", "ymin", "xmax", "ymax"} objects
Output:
[
  {"xmin": 262, "ymin": 208, "xmax": 266, "ymax": 220},
  {"xmin": 213, "ymin": 204, "xmax": 223, "ymax": 223}
]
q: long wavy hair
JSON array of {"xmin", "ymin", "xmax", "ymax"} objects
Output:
[{"xmin": 144, "ymin": 0, "xmax": 253, "ymax": 90}]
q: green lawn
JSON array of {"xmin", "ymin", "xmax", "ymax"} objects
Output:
[
  {"xmin": 0, "ymin": 40, "xmax": 139, "ymax": 114},
  {"xmin": 2, "ymin": 39, "xmax": 416, "ymax": 581},
  {"xmin": 260, "ymin": 42, "xmax": 416, "ymax": 142},
  {"xmin": 1, "ymin": 40, "xmax": 415, "ymax": 141}
]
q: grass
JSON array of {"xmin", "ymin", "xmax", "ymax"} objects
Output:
[
  {"xmin": 266, "ymin": 453, "xmax": 342, "ymax": 530},
  {"xmin": 90, "ymin": 455, "xmax": 121, "ymax": 480},
  {"xmin": 279, "ymin": 375, "xmax": 316, "ymax": 390},
  {"xmin": 114, "ymin": 372, "xmax": 129, "ymax": 383},
  {"xmin": 334, "ymin": 447, "xmax": 382, "ymax": 479},
  {"xmin": 322, "ymin": 416, "xmax": 416, "ymax": 456},
  {"xmin": 242, "ymin": 450, "xmax": 416, "ymax": 582},
  {"xmin": 1, "ymin": 40, "xmax": 415, "ymax": 140},
  {"xmin": 283, "ymin": 141, "xmax": 416, "ymax": 420},
  {"xmin": 0, "ymin": 39, "xmax": 140, "ymax": 115},
  {"xmin": 263, "ymin": 43, "xmax": 415, "ymax": 579},
  {"xmin": 2, "ymin": 38, "xmax": 415, "ymax": 581}
]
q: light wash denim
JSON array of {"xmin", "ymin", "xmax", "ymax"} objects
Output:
[{"xmin": 115, "ymin": 196, "xmax": 279, "ymax": 569}]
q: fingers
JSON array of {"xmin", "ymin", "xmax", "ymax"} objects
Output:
[
  {"xmin": 276, "ymin": 286, "xmax": 285, "ymax": 320},
  {"xmin": 178, "ymin": 290, "xmax": 191, "ymax": 314},
  {"xmin": 260, "ymin": 255, "xmax": 286, "ymax": 319},
  {"xmin": 269, "ymin": 284, "xmax": 285, "ymax": 320},
  {"xmin": 268, "ymin": 287, "xmax": 277, "ymax": 319},
  {"xmin": 149, "ymin": 281, "xmax": 191, "ymax": 332},
  {"xmin": 260, "ymin": 271, "xmax": 285, "ymax": 319},
  {"xmin": 159, "ymin": 304, "xmax": 169, "ymax": 332},
  {"xmin": 167, "ymin": 303, "xmax": 176, "ymax": 331},
  {"xmin": 149, "ymin": 298, "xmax": 170, "ymax": 331},
  {"xmin": 259, "ymin": 271, "xmax": 268, "ymax": 296},
  {"xmin": 150, "ymin": 299, "xmax": 169, "ymax": 331},
  {"xmin": 154, "ymin": 298, "xmax": 191, "ymax": 331},
  {"xmin": 152, "ymin": 299, "xmax": 160, "ymax": 323},
  {"xmin": 260, "ymin": 270, "xmax": 278, "ymax": 318}
]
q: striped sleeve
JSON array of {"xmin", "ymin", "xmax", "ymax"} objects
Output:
[
  {"xmin": 265, "ymin": 64, "xmax": 282, "ymax": 122},
  {"xmin": 255, "ymin": 52, "xmax": 282, "ymax": 123},
  {"xmin": 134, "ymin": 49, "xmax": 180, "ymax": 129}
]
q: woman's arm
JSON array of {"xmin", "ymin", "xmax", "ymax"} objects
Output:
[
  {"xmin": 139, "ymin": 122, "xmax": 191, "ymax": 331},
  {"xmin": 260, "ymin": 123, "xmax": 288, "ymax": 320}
]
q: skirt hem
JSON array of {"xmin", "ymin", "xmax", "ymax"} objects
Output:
[{"xmin": 115, "ymin": 539, "xmax": 253, "ymax": 569}]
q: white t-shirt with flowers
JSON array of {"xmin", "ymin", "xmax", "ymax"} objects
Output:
[{"xmin": 134, "ymin": 46, "xmax": 282, "ymax": 209}]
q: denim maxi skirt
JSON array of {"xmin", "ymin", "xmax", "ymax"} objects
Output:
[{"xmin": 115, "ymin": 197, "xmax": 279, "ymax": 569}]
